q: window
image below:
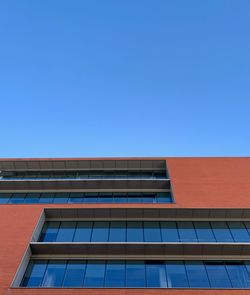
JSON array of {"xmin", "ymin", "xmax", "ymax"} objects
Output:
[{"xmin": 21, "ymin": 260, "xmax": 250, "ymax": 289}]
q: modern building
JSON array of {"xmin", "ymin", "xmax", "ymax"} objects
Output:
[{"xmin": 1, "ymin": 157, "xmax": 250, "ymax": 295}]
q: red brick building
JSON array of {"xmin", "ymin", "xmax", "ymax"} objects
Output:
[{"xmin": 1, "ymin": 157, "xmax": 250, "ymax": 295}]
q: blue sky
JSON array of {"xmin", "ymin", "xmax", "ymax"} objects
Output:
[{"xmin": 0, "ymin": 1, "xmax": 249, "ymax": 157}]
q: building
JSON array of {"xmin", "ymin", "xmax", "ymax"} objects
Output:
[{"xmin": 1, "ymin": 157, "xmax": 250, "ymax": 295}]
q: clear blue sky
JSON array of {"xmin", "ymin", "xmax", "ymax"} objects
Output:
[{"xmin": 0, "ymin": 1, "xmax": 249, "ymax": 158}]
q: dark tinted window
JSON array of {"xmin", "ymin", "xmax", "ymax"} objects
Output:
[{"xmin": 62, "ymin": 260, "xmax": 86, "ymax": 287}]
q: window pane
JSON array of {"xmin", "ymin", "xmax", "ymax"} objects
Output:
[
  {"xmin": 156, "ymin": 192, "xmax": 172, "ymax": 203},
  {"xmin": 161, "ymin": 222, "xmax": 179, "ymax": 242},
  {"xmin": 0, "ymin": 193, "xmax": 11, "ymax": 204},
  {"xmin": 84, "ymin": 193, "xmax": 98, "ymax": 203},
  {"xmin": 21, "ymin": 260, "xmax": 47, "ymax": 287},
  {"xmin": 185, "ymin": 261, "xmax": 210, "ymax": 288},
  {"xmin": 113, "ymin": 193, "xmax": 127, "ymax": 203},
  {"xmin": 126, "ymin": 261, "xmax": 146, "ymax": 287},
  {"xmin": 226, "ymin": 262, "xmax": 250, "ymax": 288},
  {"xmin": 142, "ymin": 193, "xmax": 155, "ymax": 203},
  {"xmin": 91, "ymin": 221, "xmax": 109, "ymax": 242},
  {"xmin": 39, "ymin": 193, "xmax": 54, "ymax": 204},
  {"xmin": 56, "ymin": 221, "xmax": 76, "ymax": 242},
  {"xmin": 194, "ymin": 222, "xmax": 216, "ymax": 242},
  {"xmin": 42, "ymin": 260, "xmax": 67, "ymax": 287},
  {"xmin": 146, "ymin": 261, "xmax": 167, "ymax": 288},
  {"xmin": 84, "ymin": 261, "xmax": 105, "ymax": 287},
  {"xmin": 105, "ymin": 260, "xmax": 125, "ymax": 287},
  {"xmin": 53, "ymin": 193, "xmax": 69, "ymax": 204},
  {"xmin": 165, "ymin": 261, "xmax": 189, "ymax": 288},
  {"xmin": 9, "ymin": 193, "xmax": 26, "ymax": 204},
  {"xmin": 74, "ymin": 221, "xmax": 93, "ymax": 242},
  {"xmin": 178, "ymin": 222, "xmax": 197, "ymax": 242},
  {"xmin": 127, "ymin": 193, "xmax": 142, "ymax": 203},
  {"xmin": 62, "ymin": 260, "xmax": 86, "ymax": 287},
  {"xmin": 99, "ymin": 193, "xmax": 113, "ymax": 203},
  {"xmin": 68, "ymin": 192, "xmax": 84, "ymax": 203},
  {"xmin": 205, "ymin": 261, "xmax": 232, "ymax": 288},
  {"xmin": 211, "ymin": 222, "xmax": 234, "ymax": 242},
  {"xmin": 39, "ymin": 222, "xmax": 60, "ymax": 242},
  {"xmin": 127, "ymin": 221, "xmax": 143, "ymax": 242},
  {"xmin": 228, "ymin": 222, "xmax": 250, "ymax": 242},
  {"xmin": 144, "ymin": 221, "xmax": 161, "ymax": 242},
  {"xmin": 109, "ymin": 221, "xmax": 126, "ymax": 242},
  {"xmin": 24, "ymin": 193, "xmax": 40, "ymax": 204}
]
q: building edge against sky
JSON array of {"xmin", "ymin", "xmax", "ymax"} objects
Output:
[{"xmin": 1, "ymin": 157, "xmax": 250, "ymax": 294}]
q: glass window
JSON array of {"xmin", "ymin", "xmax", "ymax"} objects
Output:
[
  {"xmin": 105, "ymin": 260, "xmax": 125, "ymax": 287},
  {"xmin": 68, "ymin": 192, "xmax": 84, "ymax": 203},
  {"xmin": 228, "ymin": 221, "xmax": 250, "ymax": 242},
  {"xmin": 185, "ymin": 261, "xmax": 210, "ymax": 288},
  {"xmin": 74, "ymin": 221, "xmax": 93, "ymax": 242},
  {"xmin": 42, "ymin": 260, "xmax": 67, "ymax": 287},
  {"xmin": 91, "ymin": 221, "xmax": 109, "ymax": 242},
  {"xmin": 146, "ymin": 261, "xmax": 167, "ymax": 288},
  {"xmin": 211, "ymin": 222, "xmax": 234, "ymax": 242},
  {"xmin": 194, "ymin": 221, "xmax": 216, "ymax": 242},
  {"xmin": 127, "ymin": 193, "xmax": 142, "ymax": 203},
  {"xmin": 0, "ymin": 193, "xmax": 11, "ymax": 204},
  {"xmin": 21, "ymin": 260, "xmax": 47, "ymax": 287},
  {"xmin": 144, "ymin": 221, "xmax": 161, "ymax": 242},
  {"xmin": 156, "ymin": 192, "xmax": 172, "ymax": 203},
  {"xmin": 127, "ymin": 221, "xmax": 143, "ymax": 242},
  {"xmin": 84, "ymin": 193, "xmax": 98, "ymax": 203},
  {"xmin": 99, "ymin": 193, "xmax": 113, "ymax": 203},
  {"xmin": 39, "ymin": 193, "xmax": 54, "ymax": 204},
  {"xmin": 126, "ymin": 261, "xmax": 146, "ymax": 287},
  {"xmin": 62, "ymin": 260, "xmax": 86, "ymax": 287},
  {"xmin": 226, "ymin": 262, "xmax": 250, "ymax": 288},
  {"xmin": 205, "ymin": 261, "xmax": 232, "ymax": 288},
  {"xmin": 39, "ymin": 221, "xmax": 60, "ymax": 242},
  {"xmin": 56, "ymin": 221, "xmax": 76, "ymax": 242},
  {"xmin": 178, "ymin": 222, "xmax": 197, "ymax": 242},
  {"xmin": 142, "ymin": 193, "xmax": 155, "ymax": 203},
  {"xmin": 161, "ymin": 221, "xmax": 179, "ymax": 242},
  {"xmin": 113, "ymin": 193, "xmax": 127, "ymax": 203},
  {"xmin": 53, "ymin": 193, "xmax": 69, "ymax": 204},
  {"xmin": 165, "ymin": 261, "xmax": 189, "ymax": 288},
  {"xmin": 24, "ymin": 193, "xmax": 40, "ymax": 204},
  {"xmin": 84, "ymin": 261, "xmax": 105, "ymax": 287},
  {"xmin": 9, "ymin": 193, "xmax": 26, "ymax": 204},
  {"xmin": 109, "ymin": 221, "xmax": 126, "ymax": 242}
]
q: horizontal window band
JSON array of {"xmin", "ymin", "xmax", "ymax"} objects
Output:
[{"xmin": 19, "ymin": 259, "xmax": 250, "ymax": 289}]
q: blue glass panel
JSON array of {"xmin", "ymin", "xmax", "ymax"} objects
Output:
[
  {"xmin": 21, "ymin": 260, "xmax": 47, "ymax": 287},
  {"xmin": 39, "ymin": 221, "xmax": 60, "ymax": 242},
  {"xmin": 84, "ymin": 261, "xmax": 105, "ymax": 287},
  {"xmin": 228, "ymin": 221, "xmax": 250, "ymax": 242},
  {"xmin": 74, "ymin": 221, "xmax": 93, "ymax": 242},
  {"xmin": 113, "ymin": 193, "xmax": 127, "ymax": 203},
  {"xmin": 91, "ymin": 221, "xmax": 109, "ymax": 242},
  {"xmin": 126, "ymin": 261, "xmax": 146, "ymax": 287},
  {"xmin": 194, "ymin": 222, "xmax": 216, "ymax": 242},
  {"xmin": 9, "ymin": 193, "xmax": 26, "ymax": 204},
  {"xmin": 127, "ymin": 221, "xmax": 143, "ymax": 242},
  {"xmin": 165, "ymin": 261, "xmax": 189, "ymax": 288},
  {"xmin": 39, "ymin": 193, "xmax": 54, "ymax": 204},
  {"xmin": 56, "ymin": 221, "xmax": 76, "ymax": 242},
  {"xmin": 142, "ymin": 193, "xmax": 155, "ymax": 203},
  {"xmin": 53, "ymin": 193, "xmax": 69, "ymax": 204},
  {"xmin": 24, "ymin": 193, "xmax": 40, "ymax": 204},
  {"xmin": 185, "ymin": 261, "xmax": 210, "ymax": 288},
  {"xmin": 211, "ymin": 222, "xmax": 234, "ymax": 242},
  {"xmin": 105, "ymin": 260, "xmax": 125, "ymax": 287},
  {"xmin": 99, "ymin": 193, "xmax": 113, "ymax": 203},
  {"xmin": 178, "ymin": 222, "xmax": 197, "ymax": 242},
  {"xmin": 156, "ymin": 192, "xmax": 172, "ymax": 203},
  {"xmin": 0, "ymin": 193, "xmax": 11, "ymax": 204},
  {"xmin": 226, "ymin": 262, "xmax": 250, "ymax": 288},
  {"xmin": 42, "ymin": 260, "xmax": 67, "ymax": 287},
  {"xmin": 127, "ymin": 193, "xmax": 142, "ymax": 203},
  {"xmin": 161, "ymin": 221, "xmax": 179, "ymax": 242},
  {"xmin": 62, "ymin": 260, "xmax": 86, "ymax": 287},
  {"xmin": 109, "ymin": 221, "xmax": 126, "ymax": 242},
  {"xmin": 144, "ymin": 221, "xmax": 161, "ymax": 242},
  {"xmin": 68, "ymin": 192, "xmax": 84, "ymax": 203},
  {"xmin": 205, "ymin": 261, "xmax": 232, "ymax": 288},
  {"xmin": 146, "ymin": 261, "xmax": 167, "ymax": 288},
  {"xmin": 84, "ymin": 193, "xmax": 98, "ymax": 203}
]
